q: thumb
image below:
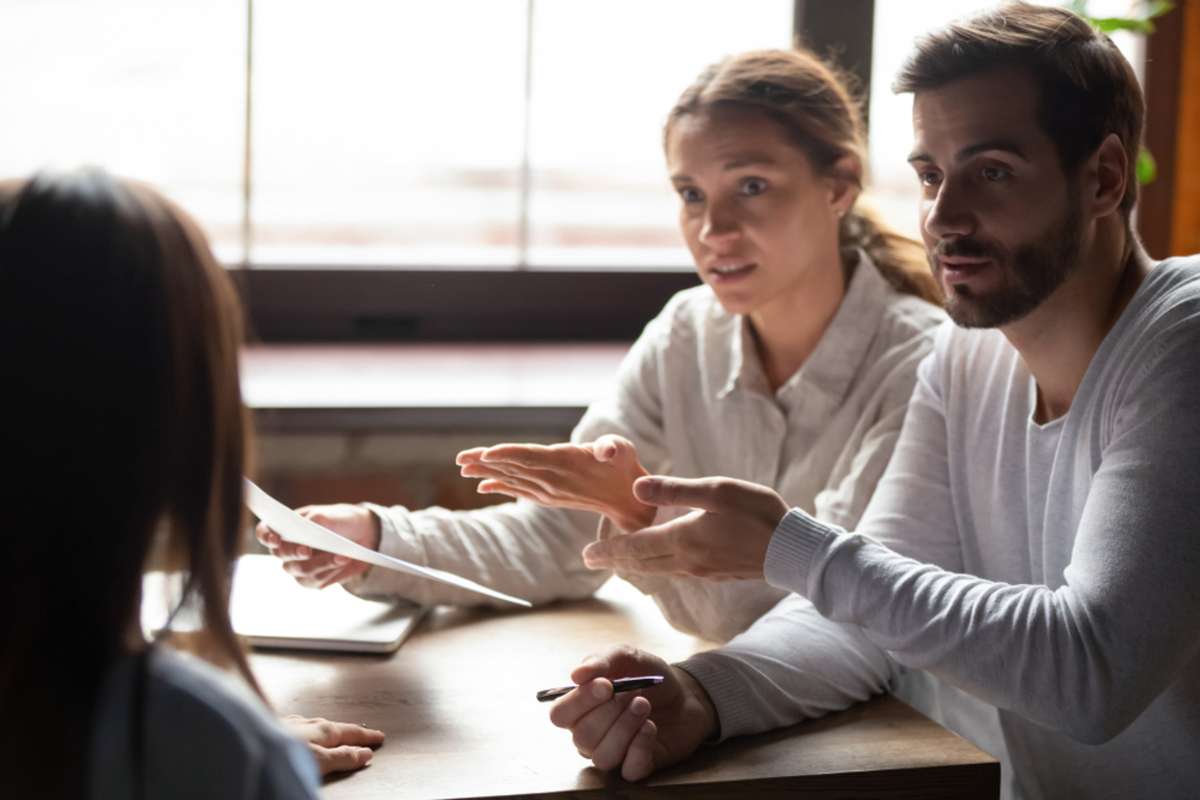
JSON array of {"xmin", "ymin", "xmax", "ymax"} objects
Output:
[
  {"xmin": 633, "ymin": 475, "xmax": 732, "ymax": 512},
  {"xmin": 592, "ymin": 433, "xmax": 635, "ymax": 464}
]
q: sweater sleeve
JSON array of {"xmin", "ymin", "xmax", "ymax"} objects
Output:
[
  {"xmin": 349, "ymin": 307, "xmax": 674, "ymax": 607},
  {"xmin": 764, "ymin": 318, "xmax": 1200, "ymax": 745},
  {"xmin": 677, "ymin": 593, "xmax": 897, "ymax": 740}
]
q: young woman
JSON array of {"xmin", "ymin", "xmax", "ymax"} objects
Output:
[
  {"xmin": 0, "ymin": 170, "xmax": 382, "ymax": 799},
  {"xmin": 260, "ymin": 48, "xmax": 944, "ymax": 644}
]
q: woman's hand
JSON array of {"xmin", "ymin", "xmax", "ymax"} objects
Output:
[
  {"xmin": 581, "ymin": 475, "xmax": 790, "ymax": 580},
  {"xmin": 256, "ymin": 504, "xmax": 382, "ymax": 588},
  {"xmin": 280, "ymin": 715, "xmax": 385, "ymax": 775},
  {"xmin": 547, "ymin": 646, "xmax": 718, "ymax": 782},
  {"xmin": 456, "ymin": 434, "xmax": 657, "ymax": 532}
]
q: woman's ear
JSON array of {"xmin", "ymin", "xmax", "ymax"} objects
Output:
[{"xmin": 826, "ymin": 155, "xmax": 862, "ymax": 217}]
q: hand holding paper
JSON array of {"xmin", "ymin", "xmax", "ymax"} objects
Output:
[{"xmin": 244, "ymin": 479, "xmax": 531, "ymax": 607}]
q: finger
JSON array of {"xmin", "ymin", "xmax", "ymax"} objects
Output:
[
  {"xmin": 460, "ymin": 461, "xmax": 559, "ymax": 493},
  {"xmin": 620, "ymin": 719, "xmax": 659, "ymax": 782},
  {"xmin": 633, "ymin": 475, "xmax": 738, "ymax": 511},
  {"xmin": 581, "ymin": 525, "xmax": 678, "ymax": 566},
  {"xmin": 282, "ymin": 555, "xmax": 340, "ymax": 582},
  {"xmin": 477, "ymin": 476, "xmax": 546, "ymax": 499},
  {"xmin": 570, "ymin": 646, "xmax": 657, "ymax": 685},
  {"xmin": 548, "ymin": 678, "xmax": 613, "ymax": 730},
  {"xmin": 455, "ymin": 447, "xmax": 488, "ymax": 466},
  {"xmin": 592, "ymin": 434, "xmax": 635, "ymax": 464},
  {"xmin": 481, "ymin": 443, "xmax": 590, "ymax": 472},
  {"xmin": 317, "ymin": 560, "xmax": 369, "ymax": 588},
  {"xmin": 478, "ymin": 443, "xmax": 555, "ymax": 467},
  {"xmin": 255, "ymin": 523, "xmax": 280, "ymax": 547},
  {"xmin": 608, "ymin": 555, "xmax": 685, "ymax": 576},
  {"xmin": 272, "ymin": 540, "xmax": 316, "ymax": 562},
  {"xmin": 326, "ymin": 721, "xmax": 386, "ymax": 746},
  {"xmin": 596, "ymin": 516, "xmax": 620, "ymax": 542},
  {"xmin": 302, "ymin": 559, "xmax": 359, "ymax": 587},
  {"xmin": 311, "ymin": 744, "xmax": 374, "ymax": 775},
  {"xmin": 476, "ymin": 481, "xmax": 541, "ymax": 503},
  {"xmin": 570, "ymin": 692, "xmax": 636, "ymax": 757},
  {"xmin": 590, "ymin": 695, "xmax": 652, "ymax": 771}
]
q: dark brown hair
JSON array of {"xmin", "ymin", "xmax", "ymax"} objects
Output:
[
  {"xmin": 666, "ymin": 48, "xmax": 942, "ymax": 305},
  {"xmin": 0, "ymin": 168, "xmax": 259, "ymax": 798},
  {"xmin": 893, "ymin": 1, "xmax": 1144, "ymax": 219}
]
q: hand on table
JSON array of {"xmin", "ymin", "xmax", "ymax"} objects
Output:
[
  {"xmin": 548, "ymin": 646, "xmax": 717, "ymax": 782},
  {"xmin": 456, "ymin": 434, "xmax": 657, "ymax": 532},
  {"xmin": 256, "ymin": 504, "xmax": 382, "ymax": 588},
  {"xmin": 281, "ymin": 715, "xmax": 385, "ymax": 775},
  {"xmin": 581, "ymin": 476, "xmax": 790, "ymax": 580}
]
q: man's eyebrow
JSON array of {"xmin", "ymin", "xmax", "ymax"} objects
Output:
[
  {"xmin": 957, "ymin": 139, "xmax": 1028, "ymax": 161},
  {"xmin": 908, "ymin": 139, "xmax": 1029, "ymax": 166}
]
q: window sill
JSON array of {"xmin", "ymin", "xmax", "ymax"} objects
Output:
[{"xmin": 241, "ymin": 342, "xmax": 627, "ymax": 432}]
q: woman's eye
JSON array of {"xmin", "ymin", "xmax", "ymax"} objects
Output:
[
  {"xmin": 740, "ymin": 178, "xmax": 768, "ymax": 196},
  {"xmin": 679, "ymin": 187, "xmax": 703, "ymax": 203},
  {"xmin": 918, "ymin": 171, "xmax": 941, "ymax": 187},
  {"xmin": 981, "ymin": 165, "xmax": 1012, "ymax": 182}
]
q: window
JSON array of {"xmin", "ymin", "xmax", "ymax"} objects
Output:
[
  {"xmin": 5, "ymin": 0, "xmax": 792, "ymax": 271},
  {"xmin": 1, "ymin": 0, "xmax": 247, "ymax": 261}
]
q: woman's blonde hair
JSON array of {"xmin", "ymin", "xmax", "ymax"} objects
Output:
[{"xmin": 666, "ymin": 48, "xmax": 941, "ymax": 304}]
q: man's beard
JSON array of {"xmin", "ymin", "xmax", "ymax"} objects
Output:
[{"xmin": 931, "ymin": 194, "xmax": 1084, "ymax": 329}]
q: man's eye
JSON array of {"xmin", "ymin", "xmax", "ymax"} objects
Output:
[
  {"xmin": 918, "ymin": 171, "xmax": 941, "ymax": 187},
  {"xmin": 740, "ymin": 178, "xmax": 768, "ymax": 196},
  {"xmin": 678, "ymin": 187, "xmax": 703, "ymax": 203},
  {"xmin": 982, "ymin": 165, "xmax": 1012, "ymax": 182}
]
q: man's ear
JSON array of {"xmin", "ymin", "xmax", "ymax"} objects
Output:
[
  {"xmin": 827, "ymin": 155, "xmax": 863, "ymax": 216},
  {"xmin": 1088, "ymin": 133, "xmax": 1128, "ymax": 219}
]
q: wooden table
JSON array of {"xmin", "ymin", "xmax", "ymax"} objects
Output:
[{"xmin": 251, "ymin": 579, "xmax": 999, "ymax": 799}]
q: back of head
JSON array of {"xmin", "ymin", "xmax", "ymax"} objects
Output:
[
  {"xmin": 894, "ymin": 1, "xmax": 1145, "ymax": 221},
  {"xmin": 0, "ymin": 169, "xmax": 254, "ymax": 797},
  {"xmin": 666, "ymin": 48, "xmax": 941, "ymax": 304}
]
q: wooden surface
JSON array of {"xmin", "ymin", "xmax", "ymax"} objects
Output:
[
  {"xmin": 240, "ymin": 343, "xmax": 626, "ymax": 431},
  {"xmin": 251, "ymin": 579, "xmax": 999, "ymax": 799}
]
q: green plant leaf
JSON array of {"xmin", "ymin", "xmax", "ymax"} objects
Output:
[
  {"xmin": 1137, "ymin": 147, "xmax": 1157, "ymax": 184},
  {"xmin": 1070, "ymin": 0, "xmax": 1175, "ymax": 34},
  {"xmin": 1089, "ymin": 15, "xmax": 1156, "ymax": 33}
]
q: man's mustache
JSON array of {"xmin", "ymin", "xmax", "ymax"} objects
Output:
[{"xmin": 931, "ymin": 238, "xmax": 1006, "ymax": 261}]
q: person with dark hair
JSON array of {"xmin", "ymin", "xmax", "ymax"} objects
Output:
[
  {"xmin": 542, "ymin": 4, "xmax": 1200, "ymax": 797},
  {"xmin": 0, "ymin": 169, "xmax": 383, "ymax": 799},
  {"xmin": 257, "ymin": 48, "xmax": 945, "ymax": 648}
]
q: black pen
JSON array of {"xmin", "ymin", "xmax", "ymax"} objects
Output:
[{"xmin": 536, "ymin": 675, "xmax": 664, "ymax": 703}]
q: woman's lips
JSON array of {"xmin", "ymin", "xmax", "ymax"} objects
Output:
[{"xmin": 708, "ymin": 262, "xmax": 757, "ymax": 283}]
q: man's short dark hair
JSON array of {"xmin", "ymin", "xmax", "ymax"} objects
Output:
[{"xmin": 894, "ymin": 2, "xmax": 1145, "ymax": 219}]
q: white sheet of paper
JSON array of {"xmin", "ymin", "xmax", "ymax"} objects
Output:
[{"xmin": 244, "ymin": 478, "xmax": 531, "ymax": 607}]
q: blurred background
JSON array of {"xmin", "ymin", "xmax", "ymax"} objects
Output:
[{"xmin": 4, "ymin": 0, "xmax": 1195, "ymax": 511}]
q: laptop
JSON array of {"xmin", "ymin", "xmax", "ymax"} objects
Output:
[{"xmin": 142, "ymin": 554, "xmax": 427, "ymax": 654}]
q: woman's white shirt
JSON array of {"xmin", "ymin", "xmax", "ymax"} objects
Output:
[{"xmin": 353, "ymin": 251, "xmax": 945, "ymax": 642}]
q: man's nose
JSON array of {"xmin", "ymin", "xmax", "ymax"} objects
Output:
[{"xmin": 922, "ymin": 179, "xmax": 975, "ymax": 241}]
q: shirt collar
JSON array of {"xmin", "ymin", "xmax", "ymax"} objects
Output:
[{"xmin": 716, "ymin": 249, "xmax": 895, "ymax": 403}]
